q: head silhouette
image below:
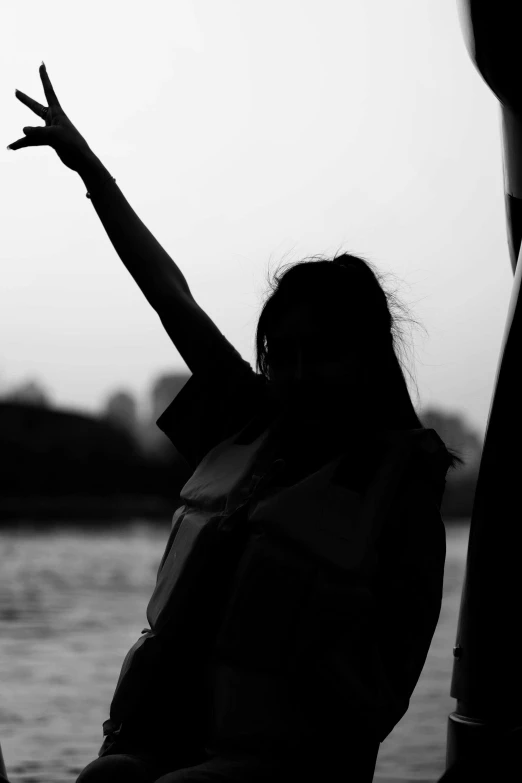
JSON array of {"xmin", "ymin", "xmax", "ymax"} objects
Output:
[
  {"xmin": 257, "ymin": 254, "xmax": 392, "ymax": 412},
  {"xmin": 255, "ymin": 251, "xmax": 463, "ymax": 468}
]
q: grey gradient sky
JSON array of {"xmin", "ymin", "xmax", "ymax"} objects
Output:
[{"xmin": 1, "ymin": 0, "xmax": 514, "ymax": 436}]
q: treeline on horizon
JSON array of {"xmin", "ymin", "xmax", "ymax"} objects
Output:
[
  {"xmin": 0, "ymin": 393, "xmax": 483, "ymax": 525},
  {"xmin": 0, "ymin": 400, "xmax": 191, "ymax": 524}
]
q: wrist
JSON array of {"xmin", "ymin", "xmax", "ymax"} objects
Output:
[
  {"xmin": 77, "ymin": 151, "xmax": 108, "ymax": 186},
  {"xmin": 78, "ymin": 153, "xmax": 116, "ymax": 199}
]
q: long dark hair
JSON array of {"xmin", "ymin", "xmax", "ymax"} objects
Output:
[{"xmin": 254, "ymin": 251, "xmax": 464, "ymax": 472}]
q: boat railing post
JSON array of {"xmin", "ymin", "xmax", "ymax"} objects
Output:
[{"xmin": 436, "ymin": 3, "xmax": 522, "ymax": 780}]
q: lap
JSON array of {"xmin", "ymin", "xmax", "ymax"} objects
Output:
[
  {"xmin": 75, "ymin": 753, "xmax": 164, "ymax": 783},
  {"xmin": 75, "ymin": 751, "xmax": 293, "ymax": 783},
  {"xmin": 154, "ymin": 753, "xmax": 291, "ymax": 783},
  {"xmin": 154, "ymin": 743, "xmax": 379, "ymax": 783},
  {"xmin": 75, "ymin": 735, "xmax": 380, "ymax": 783}
]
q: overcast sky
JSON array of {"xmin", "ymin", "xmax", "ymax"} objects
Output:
[{"xmin": 1, "ymin": 0, "xmax": 514, "ymax": 436}]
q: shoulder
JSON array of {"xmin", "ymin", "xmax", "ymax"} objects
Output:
[{"xmin": 156, "ymin": 344, "xmax": 269, "ymax": 469}]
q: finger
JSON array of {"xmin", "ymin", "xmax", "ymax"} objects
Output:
[
  {"xmin": 7, "ymin": 127, "xmax": 50, "ymax": 150},
  {"xmin": 15, "ymin": 89, "xmax": 47, "ymax": 119},
  {"xmin": 39, "ymin": 63, "xmax": 62, "ymax": 112}
]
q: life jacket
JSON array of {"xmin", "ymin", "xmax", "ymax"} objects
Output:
[{"xmin": 99, "ymin": 419, "xmax": 450, "ymax": 762}]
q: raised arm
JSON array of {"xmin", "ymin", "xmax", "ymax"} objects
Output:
[
  {"xmin": 78, "ymin": 153, "xmax": 231, "ymax": 375},
  {"xmin": 9, "ymin": 63, "xmax": 238, "ymax": 376}
]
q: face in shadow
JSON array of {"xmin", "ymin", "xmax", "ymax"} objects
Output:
[{"xmin": 265, "ymin": 303, "xmax": 369, "ymax": 425}]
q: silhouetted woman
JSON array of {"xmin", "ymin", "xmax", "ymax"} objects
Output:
[{"xmin": 8, "ymin": 65, "xmax": 462, "ymax": 783}]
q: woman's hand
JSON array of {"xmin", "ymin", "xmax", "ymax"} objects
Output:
[{"xmin": 8, "ymin": 63, "xmax": 93, "ymax": 174}]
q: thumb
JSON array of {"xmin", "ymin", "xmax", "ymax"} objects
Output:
[{"xmin": 8, "ymin": 126, "xmax": 49, "ymax": 150}]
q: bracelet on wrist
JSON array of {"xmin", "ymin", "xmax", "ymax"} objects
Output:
[{"xmin": 86, "ymin": 175, "xmax": 117, "ymax": 199}]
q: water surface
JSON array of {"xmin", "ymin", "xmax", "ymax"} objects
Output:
[{"xmin": 0, "ymin": 520, "xmax": 470, "ymax": 782}]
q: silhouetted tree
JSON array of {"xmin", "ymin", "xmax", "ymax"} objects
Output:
[
  {"xmin": 420, "ymin": 406, "xmax": 483, "ymax": 474},
  {"xmin": 102, "ymin": 389, "xmax": 140, "ymax": 440},
  {"xmin": 419, "ymin": 406, "xmax": 483, "ymax": 520},
  {"xmin": 3, "ymin": 379, "xmax": 52, "ymax": 407}
]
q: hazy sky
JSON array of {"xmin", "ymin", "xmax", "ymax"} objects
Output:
[{"xmin": 1, "ymin": 0, "xmax": 515, "ymax": 435}]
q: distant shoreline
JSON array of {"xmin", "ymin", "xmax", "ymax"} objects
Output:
[
  {"xmin": 0, "ymin": 495, "xmax": 469, "ymax": 529},
  {"xmin": 0, "ymin": 494, "xmax": 177, "ymax": 525}
]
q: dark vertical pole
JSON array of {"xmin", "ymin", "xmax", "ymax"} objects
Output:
[
  {"xmin": 437, "ymin": 2, "xmax": 522, "ymax": 779},
  {"xmin": 0, "ymin": 744, "xmax": 7, "ymax": 782},
  {"xmin": 456, "ymin": 0, "xmax": 522, "ymax": 271}
]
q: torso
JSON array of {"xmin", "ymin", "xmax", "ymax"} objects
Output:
[{"xmin": 248, "ymin": 409, "xmax": 380, "ymax": 490}]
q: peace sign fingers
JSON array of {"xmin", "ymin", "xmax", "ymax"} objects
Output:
[
  {"xmin": 9, "ymin": 62, "xmax": 93, "ymax": 172},
  {"xmin": 14, "ymin": 63, "xmax": 62, "ymax": 125}
]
